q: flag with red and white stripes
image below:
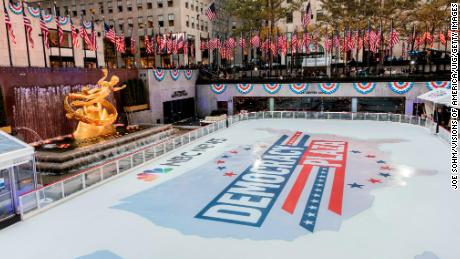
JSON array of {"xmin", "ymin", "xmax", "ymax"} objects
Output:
[
  {"xmin": 40, "ymin": 15, "xmax": 49, "ymax": 49},
  {"xmin": 131, "ymin": 36, "xmax": 136, "ymax": 55},
  {"xmin": 104, "ymin": 23, "xmax": 116, "ymax": 43},
  {"xmin": 239, "ymin": 36, "xmax": 246, "ymax": 49},
  {"xmin": 145, "ymin": 35, "xmax": 153, "ymax": 54},
  {"xmin": 302, "ymin": 2, "xmax": 312, "ymax": 27},
  {"xmin": 71, "ymin": 24, "xmax": 80, "ymax": 48},
  {"xmin": 205, "ymin": 3, "xmax": 217, "ymax": 21},
  {"xmin": 3, "ymin": 7, "xmax": 16, "ymax": 45},
  {"xmin": 250, "ymin": 35, "xmax": 260, "ymax": 48},
  {"xmin": 388, "ymin": 29, "xmax": 400, "ymax": 48},
  {"xmin": 56, "ymin": 16, "xmax": 64, "ymax": 45},
  {"xmin": 23, "ymin": 15, "xmax": 34, "ymax": 48}
]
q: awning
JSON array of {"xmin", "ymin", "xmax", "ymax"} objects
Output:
[{"xmin": 417, "ymin": 88, "xmax": 453, "ymax": 107}]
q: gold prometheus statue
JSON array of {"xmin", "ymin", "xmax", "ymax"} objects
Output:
[{"xmin": 64, "ymin": 69, "xmax": 126, "ymax": 141}]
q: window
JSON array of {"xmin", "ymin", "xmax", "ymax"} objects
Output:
[
  {"xmin": 167, "ymin": 0, "xmax": 173, "ymax": 7},
  {"xmin": 232, "ymin": 21, "xmax": 236, "ymax": 30},
  {"xmin": 82, "ymin": 10, "xmax": 86, "ymax": 16},
  {"xmin": 168, "ymin": 14, "xmax": 174, "ymax": 26},
  {"xmin": 49, "ymin": 29, "xmax": 72, "ymax": 48},
  {"xmin": 286, "ymin": 12, "xmax": 293, "ymax": 23},
  {"xmin": 128, "ymin": 18, "xmax": 133, "ymax": 27},
  {"xmin": 99, "ymin": 2, "xmax": 104, "ymax": 14},
  {"xmin": 117, "ymin": 0, "xmax": 123, "ymax": 12},
  {"xmin": 147, "ymin": 0, "xmax": 153, "ymax": 9},
  {"xmin": 118, "ymin": 19, "xmax": 124, "ymax": 32},
  {"xmin": 205, "ymin": 21, "xmax": 208, "ymax": 31},
  {"xmin": 158, "ymin": 15, "xmax": 164, "ymax": 27},
  {"xmin": 195, "ymin": 0, "xmax": 198, "ymax": 12},
  {"xmin": 127, "ymin": 0, "xmax": 132, "ymax": 11},
  {"xmin": 148, "ymin": 16, "xmax": 154, "ymax": 28},
  {"xmin": 186, "ymin": 15, "xmax": 190, "ymax": 27},
  {"xmin": 185, "ymin": 0, "xmax": 189, "ymax": 8},
  {"xmin": 200, "ymin": 3, "xmax": 204, "ymax": 13},
  {"xmin": 157, "ymin": 0, "xmax": 163, "ymax": 8},
  {"xmin": 191, "ymin": 17, "xmax": 195, "ymax": 29},
  {"xmin": 138, "ymin": 17, "xmax": 144, "ymax": 29}
]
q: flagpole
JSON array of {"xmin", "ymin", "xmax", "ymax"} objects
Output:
[
  {"xmin": 2, "ymin": 0, "xmax": 13, "ymax": 67},
  {"xmin": 21, "ymin": 0, "xmax": 31, "ymax": 67},
  {"xmin": 367, "ymin": 21, "xmax": 371, "ymax": 70},
  {"xmin": 38, "ymin": 4, "xmax": 47, "ymax": 67},
  {"xmin": 70, "ymin": 17, "xmax": 76, "ymax": 66},
  {"xmin": 93, "ymin": 18, "xmax": 99, "ymax": 68},
  {"xmin": 53, "ymin": 2, "xmax": 62, "ymax": 67},
  {"xmin": 390, "ymin": 19, "xmax": 394, "ymax": 76},
  {"xmin": 444, "ymin": 27, "xmax": 448, "ymax": 71}
]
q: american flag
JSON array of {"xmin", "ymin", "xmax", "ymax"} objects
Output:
[
  {"xmin": 71, "ymin": 24, "xmax": 80, "ymax": 48},
  {"xmin": 91, "ymin": 27, "xmax": 97, "ymax": 51},
  {"xmin": 23, "ymin": 15, "xmax": 34, "ymax": 48},
  {"xmin": 200, "ymin": 39, "xmax": 208, "ymax": 51},
  {"xmin": 250, "ymin": 35, "xmax": 260, "ymax": 48},
  {"xmin": 205, "ymin": 3, "xmax": 217, "ymax": 21},
  {"xmin": 227, "ymin": 37, "xmax": 236, "ymax": 49},
  {"xmin": 80, "ymin": 27, "xmax": 93, "ymax": 50},
  {"xmin": 388, "ymin": 29, "xmax": 400, "ymax": 48},
  {"xmin": 302, "ymin": 2, "xmax": 312, "ymax": 27},
  {"xmin": 40, "ymin": 15, "xmax": 49, "ymax": 49},
  {"xmin": 303, "ymin": 34, "xmax": 311, "ymax": 54},
  {"xmin": 167, "ymin": 37, "xmax": 173, "ymax": 54},
  {"xmin": 439, "ymin": 32, "xmax": 447, "ymax": 45},
  {"xmin": 116, "ymin": 35, "xmax": 125, "ymax": 53},
  {"xmin": 208, "ymin": 38, "xmax": 217, "ymax": 51},
  {"xmin": 402, "ymin": 41, "xmax": 406, "ymax": 59},
  {"xmin": 3, "ymin": 7, "xmax": 16, "ymax": 45},
  {"xmin": 56, "ymin": 16, "xmax": 64, "ymax": 45},
  {"xmin": 144, "ymin": 35, "xmax": 153, "ymax": 54},
  {"xmin": 104, "ymin": 23, "xmax": 116, "ymax": 43},
  {"xmin": 324, "ymin": 35, "xmax": 332, "ymax": 52},
  {"xmin": 130, "ymin": 36, "xmax": 136, "ymax": 55},
  {"xmin": 239, "ymin": 36, "xmax": 246, "ymax": 49},
  {"xmin": 369, "ymin": 30, "xmax": 379, "ymax": 53},
  {"xmin": 333, "ymin": 34, "xmax": 340, "ymax": 49},
  {"xmin": 291, "ymin": 34, "xmax": 297, "ymax": 54}
]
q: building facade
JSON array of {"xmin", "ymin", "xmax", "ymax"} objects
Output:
[
  {"xmin": 31, "ymin": 0, "xmax": 215, "ymax": 68},
  {"xmin": 0, "ymin": 5, "xmax": 104, "ymax": 68}
]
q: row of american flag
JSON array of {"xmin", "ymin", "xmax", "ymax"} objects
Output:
[
  {"xmin": 2, "ymin": 5, "xmax": 97, "ymax": 51},
  {"xmin": 198, "ymin": 27, "xmax": 453, "ymax": 60}
]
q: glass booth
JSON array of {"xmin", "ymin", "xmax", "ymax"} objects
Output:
[{"xmin": 0, "ymin": 130, "xmax": 36, "ymax": 223}]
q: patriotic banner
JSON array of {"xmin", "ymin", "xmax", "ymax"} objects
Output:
[
  {"xmin": 210, "ymin": 84, "xmax": 227, "ymax": 94},
  {"xmin": 425, "ymin": 81, "xmax": 451, "ymax": 90},
  {"xmin": 153, "ymin": 69, "xmax": 166, "ymax": 81},
  {"xmin": 318, "ymin": 83, "xmax": 339, "ymax": 94},
  {"xmin": 83, "ymin": 20, "xmax": 93, "ymax": 29},
  {"xmin": 353, "ymin": 82, "xmax": 377, "ymax": 95},
  {"xmin": 184, "ymin": 70, "xmax": 193, "ymax": 80},
  {"xmin": 170, "ymin": 69, "xmax": 181, "ymax": 81},
  {"xmin": 58, "ymin": 16, "xmax": 70, "ymax": 26},
  {"xmin": 26, "ymin": 5, "xmax": 41, "ymax": 18},
  {"xmin": 23, "ymin": 16, "xmax": 34, "ymax": 48},
  {"xmin": 263, "ymin": 83, "xmax": 282, "ymax": 94},
  {"xmin": 388, "ymin": 82, "xmax": 414, "ymax": 94},
  {"xmin": 236, "ymin": 84, "xmax": 254, "ymax": 95},
  {"xmin": 289, "ymin": 83, "xmax": 309, "ymax": 94},
  {"xmin": 8, "ymin": 1, "xmax": 23, "ymax": 15},
  {"xmin": 42, "ymin": 12, "xmax": 53, "ymax": 23}
]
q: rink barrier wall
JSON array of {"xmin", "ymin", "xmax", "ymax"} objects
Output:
[{"xmin": 17, "ymin": 111, "xmax": 449, "ymax": 220}]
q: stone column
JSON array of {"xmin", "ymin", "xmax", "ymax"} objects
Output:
[
  {"xmin": 268, "ymin": 97, "xmax": 275, "ymax": 111},
  {"xmin": 351, "ymin": 97, "xmax": 358, "ymax": 113}
]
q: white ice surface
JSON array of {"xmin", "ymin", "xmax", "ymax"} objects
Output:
[{"xmin": 0, "ymin": 119, "xmax": 456, "ymax": 259}]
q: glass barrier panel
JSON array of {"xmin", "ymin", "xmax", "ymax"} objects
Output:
[
  {"xmin": 273, "ymin": 112, "xmax": 282, "ymax": 119},
  {"xmin": 118, "ymin": 157, "xmax": 132, "ymax": 173},
  {"xmin": 182, "ymin": 135, "xmax": 190, "ymax": 145},
  {"xmin": 295, "ymin": 112, "xmax": 306, "ymax": 119},
  {"xmin": 155, "ymin": 144, "xmax": 165, "ymax": 157},
  {"xmin": 103, "ymin": 162, "xmax": 118, "ymax": 179},
  {"xmin": 165, "ymin": 141, "xmax": 174, "ymax": 152},
  {"xmin": 354, "ymin": 113, "xmax": 365, "ymax": 120},
  {"xmin": 257, "ymin": 112, "xmax": 264, "ymax": 119},
  {"xmin": 411, "ymin": 117, "xmax": 420, "ymax": 125},
  {"xmin": 63, "ymin": 176, "xmax": 84, "ymax": 197},
  {"xmin": 318, "ymin": 113, "xmax": 328, "ymax": 119},
  {"xmin": 401, "ymin": 115, "xmax": 411, "ymax": 124},
  {"xmin": 174, "ymin": 137, "xmax": 183, "ymax": 148},
  {"xmin": 133, "ymin": 152, "xmax": 145, "ymax": 167},
  {"xmin": 329, "ymin": 113, "xmax": 340, "ymax": 120},
  {"xmin": 42, "ymin": 183, "xmax": 63, "ymax": 202},
  {"xmin": 378, "ymin": 114, "xmax": 389, "ymax": 121},
  {"xmin": 283, "ymin": 112, "xmax": 294, "ymax": 118},
  {"xmin": 420, "ymin": 118, "xmax": 427, "ymax": 127},
  {"xmin": 367, "ymin": 114, "xmax": 378, "ymax": 121},
  {"xmin": 85, "ymin": 169, "xmax": 102, "ymax": 187},
  {"xmin": 190, "ymin": 131, "xmax": 197, "ymax": 141},
  {"xmin": 264, "ymin": 112, "xmax": 273, "ymax": 118},
  {"xmin": 342, "ymin": 113, "xmax": 352, "ymax": 120},
  {"xmin": 145, "ymin": 147, "xmax": 156, "ymax": 161},
  {"xmin": 20, "ymin": 192, "xmax": 38, "ymax": 214},
  {"xmin": 249, "ymin": 113, "xmax": 257, "ymax": 120}
]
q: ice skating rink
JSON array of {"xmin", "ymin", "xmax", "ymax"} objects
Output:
[{"xmin": 0, "ymin": 119, "xmax": 456, "ymax": 259}]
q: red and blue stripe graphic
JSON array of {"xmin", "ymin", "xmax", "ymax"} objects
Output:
[
  {"xmin": 263, "ymin": 83, "xmax": 283, "ymax": 94},
  {"xmin": 236, "ymin": 83, "xmax": 254, "ymax": 94},
  {"xmin": 170, "ymin": 69, "xmax": 181, "ymax": 81},
  {"xmin": 153, "ymin": 69, "xmax": 166, "ymax": 81},
  {"xmin": 425, "ymin": 81, "xmax": 451, "ymax": 90},
  {"xmin": 388, "ymin": 82, "xmax": 414, "ymax": 94},
  {"xmin": 184, "ymin": 70, "xmax": 193, "ymax": 80},
  {"xmin": 353, "ymin": 82, "xmax": 377, "ymax": 95},
  {"xmin": 318, "ymin": 83, "xmax": 339, "ymax": 94},
  {"xmin": 289, "ymin": 83, "xmax": 309, "ymax": 94},
  {"xmin": 210, "ymin": 84, "xmax": 227, "ymax": 94}
]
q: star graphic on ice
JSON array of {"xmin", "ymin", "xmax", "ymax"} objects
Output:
[
  {"xmin": 348, "ymin": 183, "xmax": 364, "ymax": 189},
  {"xmin": 313, "ymin": 194, "xmax": 321, "ymax": 198},
  {"xmin": 304, "ymin": 220, "xmax": 314, "ymax": 225},
  {"xmin": 369, "ymin": 178, "xmax": 382, "ymax": 184},
  {"xmin": 217, "ymin": 166, "xmax": 226, "ymax": 170},
  {"xmin": 379, "ymin": 172, "xmax": 391, "ymax": 178},
  {"xmin": 229, "ymin": 150, "xmax": 238, "ymax": 154},
  {"xmin": 377, "ymin": 160, "xmax": 386, "ymax": 164},
  {"xmin": 222, "ymin": 155, "xmax": 230, "ymax": 159},
  {"xmin": 307, "ymin": 212, "xmax": 316, "ymax": 217},
  {"xmin": 224, "ymin": 172, "xmax": 237, "ymax": 177},
  {"xmin": 366, "ymin": 155, "xmax": 376, "ymax": 158},
  {"xmin": 380, "ymin": 165, "xmax": 392, "ymax": 170},
  {"xmin": 311, "ymin": 199, "xmax": 319, "ymax": 203},
  {"xmin": 351, "ymin": 150, "xmax": 361, "ymax": 154},
  {"xmin": 216, "ymin": 160, "xmax": 225, "ymax": 164},
  {"xmin": 244, "ymin": 147, "xmax": 251, "ymax": 151},
  {"xmin": 308, "ymin": 206, "xmax": 318, "ymax": 210},
  {"xmin": 316, "ymin": 184, "xmax": 323, "ymax": 187}
]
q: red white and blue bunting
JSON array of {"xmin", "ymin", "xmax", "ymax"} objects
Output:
[
  {"xmin": 83, "ymin": 20, "xmax": 93, "ymax": 29},
  {"xmin": 289, "ymin": 83, "xmax": 309, "ymax": 94},
  {"xmin": 236, "ymin": 83, "xmax": 254, "ymax": 94},
  {"xmin": 8, "ymin": 1, "xmax": 23, "ymax": 15},
  {"xmin": 263, "ymin": 83, "xmax": 282, "ymax": 94},
  {"xmin": 170, "ymin": 69, "xmax": 181, "ymax": 81},
  {"xmin": 26, "ymin": 5, "xmax": 41, "ymax": 18},
  {"xmin": 58, "ymin": 16, "xmax": 70, "ymax": 26},
  {"xmin": 184, "ymin": 70, "xmax": 193, "ymax": 80},
  {"xmin": 425, "ymin": 81, "xmax": 451, "ymax": 90},
  {"xmin": 210, "ymin": 84, "xmax": 227, "ymax": 94},
  {"xmin": 353, "ymin": 82, "xmax": 377, "ymax": 95},
  {"xmin": 318, "ymin": 83, "xmax": 339, "ymax": 94},
  {"xmin": 153, "ymin": 69, "xmax": 166, "ymax": 81},
  {"xmin": 42, "ymin": 12, "xmax": 53, "ymax": 23},
  {"xmin": 388, "ymin": 82, "xmax": 414, "ymax": 94}
]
